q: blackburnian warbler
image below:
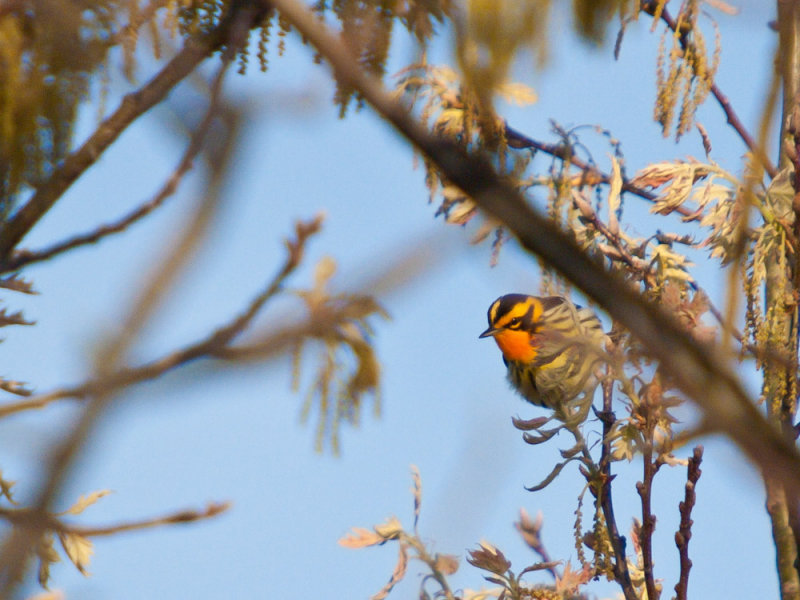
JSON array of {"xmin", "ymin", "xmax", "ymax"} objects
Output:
[{"xmin": 479, "ymin": 294, "xmax": 606, "ymax": 409}]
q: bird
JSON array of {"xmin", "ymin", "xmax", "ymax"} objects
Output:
[{"xmin": 479, "ymin": 294, "xmax": 606, "ymax": 411}]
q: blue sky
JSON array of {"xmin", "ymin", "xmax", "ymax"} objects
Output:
[{"xmin": 0, "ymin": 2, "xmax": 780, "ymax": 598}]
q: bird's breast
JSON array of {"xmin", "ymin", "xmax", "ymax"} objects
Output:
[{"xmin": 492, "ymin": 329, "xmax": 538, "ymax": 363}]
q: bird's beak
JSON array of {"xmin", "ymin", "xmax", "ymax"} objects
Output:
[{"xmin": 479, "ymin": 326, "xmax": 499, "ymax": 339}]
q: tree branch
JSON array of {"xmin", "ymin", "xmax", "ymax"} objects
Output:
[
  {"xmin": 0, "ymin": 81, "xmax": 221, "ymax": 273},
  {"xmin": 635, "ymin": 384, "xmax": 661, "ymax": 600},
  {"xmin": 505, "ymin": 125, "xmax": 698, "ymax": 220},
  {"xmin": 266, "ymin": 0, "xmax": 800, "ymax": 490},
  {"xmin": 0, "ymin": 501, "xmax": 229, "ymax": 538},
  {"xmin": 595, "ymin": 374, "xmax": 636, "ymax": 600},
  {"xmin": 0, "ymin": 14, "xmax": 259, "ymax": 587}
]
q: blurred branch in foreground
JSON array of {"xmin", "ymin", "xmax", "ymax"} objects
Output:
[{"xmin": 0, "ymin": 19, "xmax": 250, "ymax": 592}]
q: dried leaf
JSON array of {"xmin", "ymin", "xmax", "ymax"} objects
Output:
[
  {"xmin": 0, "ymin": 275, "xmax": 37, "ymax": 294},
  {"xmin": 57, "ymin": 532, "xmax": 93, "ymax": 575},
  {"xmin": 555, "ymin": 562, "xmax": 592, "ymax": 594},
  {"xmin": 511, "ymin": 415, "xmax": 552, "ymax": 430},
  {"xmin": 0, "ymin": 308, "xmax": 34, "ymax": 327},
  {"xmin": 373, "ymin": 516, "xmax": 403, "ymax": 540},
  {"xmin": 0, "ymin": 378, "xmax": 32, "ymax": 396},
  {"xmin": 60, "ymin": 490, "xmax": 112, "ymax": 516},
  {"xmin": 434, "ymin": 553, "xmax": 460, "ymax": 575},
  {"xmin": 525, "ymin": 459, "xmax": 574, "ymax": 491},
  {"xmin": 521, "ymin": 425, "xmax": 561, "ymax": 445},
  {"xmin": 37, "ymin": 533, "xmax": 60, "ymax": 588},
  {"xmin": 466, "ymin": 541, "xmax": 511, "ymax": 575},
  {"xmin": 338, "ymin": 527, "xmax": 385, "ymax": 548}
]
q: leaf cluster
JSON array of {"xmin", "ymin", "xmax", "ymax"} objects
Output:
[{"xmin": 292, "ymin": 256, "xmax": 389, "ymax": 454}]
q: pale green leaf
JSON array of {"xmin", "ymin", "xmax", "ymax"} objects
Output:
[{"xmin": 766, "ymin": 167, "xmax": 794, "ymax": 219}]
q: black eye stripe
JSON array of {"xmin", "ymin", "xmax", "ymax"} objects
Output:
[
  {"xmin": 487, "ymin": 295, "xmax": 541, "ymax": 330},
  {"xmin": 504, "ymin": 304, "xmax": 535, "ymax": 329}
]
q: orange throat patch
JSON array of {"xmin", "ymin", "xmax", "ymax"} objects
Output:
[{"xmin": 492, "ymin": 329, "xmax": 537, "ymax": 363}]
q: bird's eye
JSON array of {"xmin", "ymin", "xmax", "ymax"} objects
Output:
[{"xmin": 508, "ymin": 317, "xmax": 522, "ymax": 328}]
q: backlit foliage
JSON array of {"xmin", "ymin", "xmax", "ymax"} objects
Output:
[
  {"xmin": 341, "ymin": 469, "xmax": 594, "ymax": 600},
  {"xmin": 455, "ymin": 0, "xmax": 642, "ymax": 126},
  {"xmin": 292, "ymin": 256, "xmax": 389, "ymax": 454},
  {"xmin": 0, "ymin": 1, "xmax": 117, "ymax": 212},
  {"xmin": 652, "ymin": 0, "xmax": 720, "ymax": 140},
  {"xmin": 0, "ymin": 0, "xmax": 453, "ymax": 208},
  {"xmin": 395, "ymin": 64, "xmax": 537, "ymax": 259}
]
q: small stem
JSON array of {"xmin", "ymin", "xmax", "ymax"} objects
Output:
[
  {"xmin": 595, "ymin": 372, "xmax": 637, "ymax": 600},
  {"xmin": 504, "ymin": 125, "xmax": 699, "ymax": 220},
  {"xmin": 674, "ymin": 446, "xmax": 703, "ymax": 600},
  {"xmin": 637, "ymin": 426, "xmax": 659, "ymax": 600}
]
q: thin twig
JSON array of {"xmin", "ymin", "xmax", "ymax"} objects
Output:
[
  {"xmin": 595, "ymin": 368, "xmax": 637, "ymax": 600},
  {"xmin": 635, "ymin": 384, "xmax": 661, "ymax": 600},
  {"xmin": 505, "ymin": 125, "xmax": 698, "ymax": 220},
  {"xmin": 2, "ymin": 87, "xmax": 221, "ymax": 273},
  {"xmin": 515, "ymin": 509, "xmax": 559, "ymax": 579},
  {"xmin": 0, "ymin": 216, "xmax": 323, "ymax": 419},
  {"xmin": 73, "ymin": 501, "xmax": 231, "ymax": 537},
  {"xmin": 674, "ymin": 445, "xmax": 703, "ymax": 600},
  {"xmin": 0, "ymin": 9, "xmax": 258, "ymax": 591},
  {"xmin": 0, "ymin": 501, "xmax": 229, "ymax": 538}
]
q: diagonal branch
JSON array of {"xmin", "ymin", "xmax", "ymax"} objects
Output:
[
  {"xmin": 0, "ymin": 14, "xmax": 259, "ymax": 588},
  {"xmin": 266, "ymin": 0, "xmax": 800, "ymax": 491},
  {"xmin": 1, "ymin": 87, "xmax": 220, "ymax": 273}
]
